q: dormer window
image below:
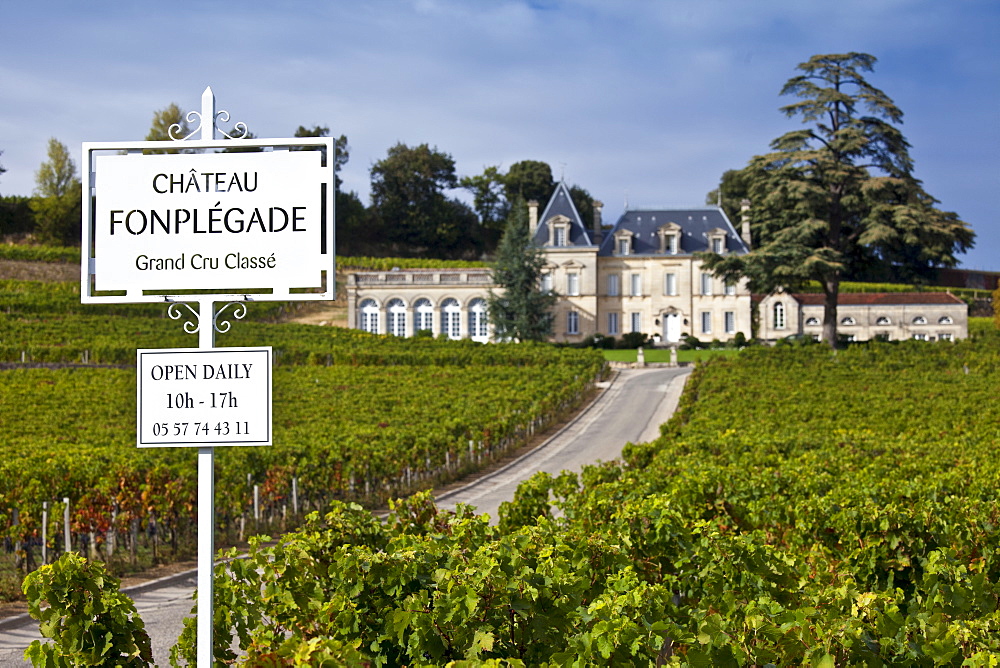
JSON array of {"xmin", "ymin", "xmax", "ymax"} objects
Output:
[
  {"xmin": 613, "ymin": 229, "xmax": 635, "ymax": 256},
  {"xmin": 657, "ymin": 222, "xmax": 682, "ymax": 254},
  {"xmin": 708, "ymin": 227, "xmax": 728, "ymax": 255},
  {"xmin": 547, "ymin": 215, "xmax": 572, "ymax": 247}
]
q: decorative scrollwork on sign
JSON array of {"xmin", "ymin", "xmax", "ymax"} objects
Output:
[
  {"xmin": 214, "ymin": 302, "xmax": 248, "ymax": 334},
  {"xmin": 216, "ymin": 110, "xmax": 250, "ymax": 140},
  {"xmin": 168, "ymin": 110, "xmax": 203, "ymax": 142},
  {"xmin": 167, "ymin": 302, "xmax": 201, "ymax": 334}
]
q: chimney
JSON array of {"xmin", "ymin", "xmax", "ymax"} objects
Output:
[
  {"xmin": 528, "ymin": 200, "xmax": 539, "ymax": 235},
  {"xmin": 739, "ymin": 199, "xmax": 752, "ymax": 249},
  {"xmin": 592, "ymin": 200, "xmax": 604, "ymax": 245}
]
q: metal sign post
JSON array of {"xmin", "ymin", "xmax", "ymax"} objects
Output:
[
  {"xmin": 81, "ymin": 88, "xmax": 336, "ymax": 665},
  {"xmin": 196, "ymin": 298, "xmax": 217, "ymax": 666}
]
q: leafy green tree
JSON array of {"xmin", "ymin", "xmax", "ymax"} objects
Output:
[
  {"xmin": 30, "ymin": 137, "xmax": 81, "ymax": 245},
  {"xmin": 702, "ymin": 53, "xmax": 973, "ymax": 346},
  {"xmin": 34, "ymin": 138, "xmax": 76, "ymax": 198},
  {"xmin": 292, "ymin": 126, "xmax": 350, "ymax": 186},
  {"xmin": 287, "ymin": 126, "xmax": 370, "ymax": 255},
  {"xmin": 504, "ymin": 160, "xmax": 554, "ymax": 204},
  {"xmin": 460, "ymin": 165, "xmax": 509, "ymax": 251},
  {"xmin": 219, "ymin": 129, "xmax": 261, "ymax": 153},
  {"xmin": 143, "ymin": 103, "xmax": 192, "ymax": 154},
  {"xmin": 568, "ymin": 184, "xmax": 595, "ymax": 233},
  {"xmin": 705, "ymin": 168, "xmax": 752, "ymax": 224},
  {"xmin": 487, "ymin": 197, "xmax": 557, "ymax": 341},
  {"xmin": 370, "ymin": 142, "xmax": 481, "ymax": 258},
  {"xmin": 0, "ymin": 196, "xmax": 34, "ymax": 237}
]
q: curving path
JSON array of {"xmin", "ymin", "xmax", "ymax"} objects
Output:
[
  {"xmin": 0, "ymin": 366, "xmax": 690, "ymax": 665},
  {"xmin": 436, "ymin": 366, "xmax": 690, "ymax": 520}
]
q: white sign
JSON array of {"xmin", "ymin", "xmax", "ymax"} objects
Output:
[
  {"xmin": 137, "ymin": 347, "xmax": 272, "ymax": 447},
  {"xmin": 91, "ymin": 149, "xmax": 329, "ymax": 293}
]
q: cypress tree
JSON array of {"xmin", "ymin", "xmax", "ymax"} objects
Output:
[{"xmin": 487, "ymin": 197, "xmax": 557, "ymax": 342}]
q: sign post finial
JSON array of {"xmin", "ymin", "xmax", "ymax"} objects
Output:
[{"xmin": 201, "ymin": 87, "xmax": 216, "ymax": 141}]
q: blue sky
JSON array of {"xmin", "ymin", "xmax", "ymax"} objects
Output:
[{"xmin": 3, "ymin": 0, "xmax": 998, "ymax": 269}]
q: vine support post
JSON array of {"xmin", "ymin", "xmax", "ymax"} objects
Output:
[
  {"xmin": 41, "ymin": 502, "xmax": 48, "ymax": 565},
  {"xmin": 63, "ymin": 497, "xmax": 70, "ymax": 555},
  {"xmin": 196, "ymin": 295, "xmax": 216, "ymax": 668}
]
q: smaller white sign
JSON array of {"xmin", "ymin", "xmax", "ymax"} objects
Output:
[{"xmin": 137, "ymin": 347, "xmax": 272, "ymax": 447}]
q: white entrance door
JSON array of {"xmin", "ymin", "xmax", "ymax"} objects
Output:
[{"xmin": 664, "ymin": 313, "xmax": 681, "ymax": 343}]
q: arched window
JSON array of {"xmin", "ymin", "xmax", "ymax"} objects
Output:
[
  {"xmin": 912, "ymin": 316, "xmax": 927, "ymax": 325},
  {"xmin": 773, "ymin": 302, "xmax": 785, "ymax": 330},
  {"xmin": 939, "ymin": 316, "xmax": 954, "ymax": 325},
  {"xmin": 387, "ymin": 298, "xmax": 406, "ymax": 337},
  {"xmin": 468, "ymin": 298, "xmax": 488, "ymax": 342},
  {"xmin": 414, "ymin": 298, "xmax": 434, "ymax": 334},
  {"xmin": 841, "ymin": 316, "xmax": 856, "ymax": 326},
  {"xmin": 805, "ymin": 317, "xmax": 820, "ymax": 326},
  {"xmin": 441, "ymin": 298, "xmax": 461, "ymax": 340},
  {"xmin": 876, "ymin": 316, "xmax": 891, "ymax": 325},
  {"xmin": 359, "ymin": 299, "xmax": 379, "ymax": 334}
]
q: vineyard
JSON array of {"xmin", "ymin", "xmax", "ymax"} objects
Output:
[
  {"xmin": 183, "ymin": 337, "xmax": 1000, "ymax": 665},
  {"xmin": 0, "ymin": 278, "xmax": 605, "ymax": 600}
]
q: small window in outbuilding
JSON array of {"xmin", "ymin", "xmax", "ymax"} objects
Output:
[
  {"xmin": 841, "ymin": 316, "xmax": 856, "ymax": 326},
  {"xmin": 441, "ymin": 299, "xmax": 461, "ymax": 340},
  {"xmin": 876, "ymin": 316, "xmax": 891, "ymax": 325},
  {"xmin": 387, "ymin": 298, "xmax": 406, "ymax": 337},
  {"xmin": 773, "ymin": 302, "xmax": 785, "ymax": 329},
  {"xmin": 360, "ymin": 299, "xmax": 380, "ymax": 334},
  {"xmin": 912, "ymin": 316, "xmax": 927, "ymax": 325},
  {"xmin": 415, "ymin": 298, "xmax": 434, "ymax": 333},
  {"xmin": 805, "ymin": 317, "xmax": 820, "ymax": 326},
  {"xmin": 939, "ymin": 316, "xmax": 954, "ymax": 325}
]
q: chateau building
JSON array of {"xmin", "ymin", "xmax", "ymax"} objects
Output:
[
  {"xmin": 345, "ymin": 182, "xmax": 754, "ymax": 344},
  {"xmin": 757, "ymin": 291, "xmax": 969, "ymax": 342}
]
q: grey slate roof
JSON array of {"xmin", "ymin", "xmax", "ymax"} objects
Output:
[
  {"xmin": 598, "ymin": 207, "xmax": 749, "ymax": 256},
  {"xmin": 531, "ymin": 182, "xmax": 594, "ymax": 247}
]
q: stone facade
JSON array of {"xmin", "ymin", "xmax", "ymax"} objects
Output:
[
  {"xmin": 347, "ymin": 268, "xmax": 495, "ymax": 342},
  {"xmin": 344, "ymin": 182, "xmax": 754, "ymax": 344},
  {"xmin": 757, "ymin": 291, "xmax": 969, "ymax": 342}
]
